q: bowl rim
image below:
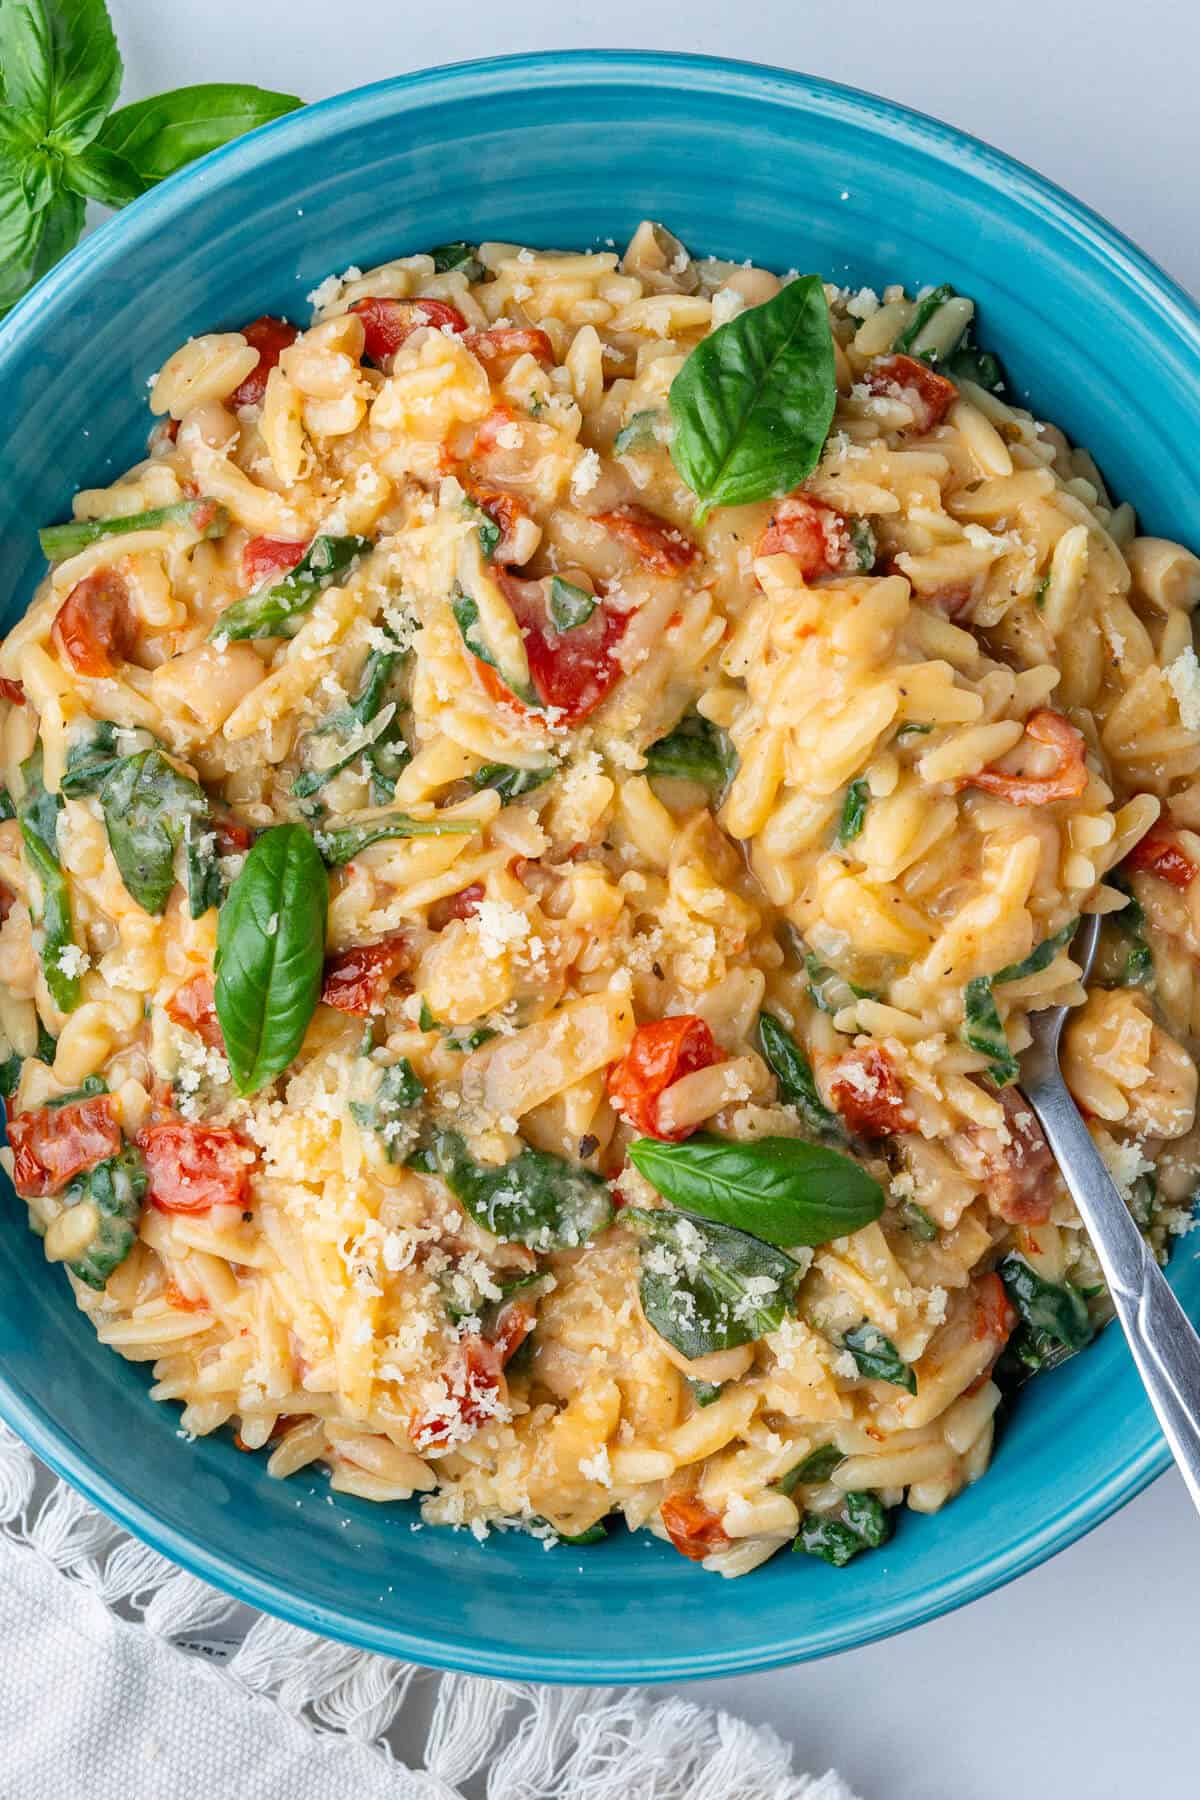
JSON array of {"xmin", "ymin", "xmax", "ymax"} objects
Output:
[{"xmin": 0, "ymin": 48, "xmax": 1191, "ymax": 1683}]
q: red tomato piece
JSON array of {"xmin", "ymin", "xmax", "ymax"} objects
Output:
[
  {"xmin": 138, "ymin": 1122, "xmax": 250, "ymax": 1214},
  {"xmin": 242, "ymin": 536, "xmax": 310, "ymax": 589},
  {"xmin": 864, "ymin": 353, "xmax": 958, "ymax": 430},
  {"xmin": 350, "ymin": 296, "xmax": 468, "ymax": 362},
  {"xmin": 1127, "ymin": 826, "xmax": 1197, "ymax": 890},
  {"xmin": 828, "ymin": 1045, "xmax": 911, "ymax": 1138},
  {"xmin": 660, "ymin": 1492, "xmax": 730, "ymax": 1562},
  {"xmin": 756, "ymin": 495, "xmax": 851, "ymax": 577},
  {"xmin": 595, "ymin": 504, "xmax": 698, "ymax": 575},
  {"xmin": 0, "ymin": 677, "xmax": 25, "ymax": 706},
  {"xmin": 467, "ymin": 326, "xmax": 555, "ymax": 374},
  {"xmin": 0, "ymin": 882, "xmax": 14, "ymax": 923},
  {"xmin": 607, "ymin": 1015, "xmax": 723, "ymax": 1141},
  {"xmin": 52, "ymin": 570, "xmax": 136, "ymax": 677},
  {"xmin": 409, "ymin": 1335, "xmax": 506, "ymax": 1454},
  {"xmin": 163, "ymin": 1279, "xmax": 210, "ymax": 1313},
  {"xmin": 490, "ymin": 1300, "xmax": 535, "ymax": 1365},
  {"xmin": 164, "ymin": 974, "xmax": 223, "ymax": 1050},
  {"xmin": 493, "ymin": 569, "xmax": 631, "ymax": 724},
  {"xmin": 472, "ymin": 405, "xmax": 520, "ymax": 456},
  {"xmin": 980, "ymin": 1088, "xmax": 1058, "ymax": 1224},
  {"xmin": 960, "ymin": 708, "xmax": 1088, "ymax": 807},
  {"xmin": 460, "ymin": 483, "xmax": 533, "ymax": 563},
  {"xmin": 428, "ymin": 883, "xmax": 485, "ymax": 931},
  {"xmin": 229, "ymin": 316, "xmax": 298, "ymax": 409},
  {"xmin": 211, "ymin": 816, "xmax": 254, "ymax": 856},
  {"xmin": 8, "ymin": 1095, "xmax": 122, "ymax": 1198},
  {"xmin": 320, "ymin": 932, "xmax": 411, "ymax": 1015},
  {"xmin": 973, "ymin": 1271, "xmax": 1018, "ymax": 1346}
]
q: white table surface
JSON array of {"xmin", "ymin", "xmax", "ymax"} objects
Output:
[{"xmin": 106, "ymin": 5, "xmax": 1200, "ymax": 1795}]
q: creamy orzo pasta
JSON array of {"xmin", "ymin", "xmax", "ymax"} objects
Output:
[{"xmin": 2, "ymin": 222, "xmax": 1199, "ymax": 1575}]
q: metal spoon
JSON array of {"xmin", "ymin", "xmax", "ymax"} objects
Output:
[{"xmin": 1019, "ymin": 911, "xmax": 1200, "ymax": 1512}]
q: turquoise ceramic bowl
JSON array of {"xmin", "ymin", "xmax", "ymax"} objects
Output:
[{"xmin": 0, "ymin": 53, "xmax": 1197, "ymax": 1683}]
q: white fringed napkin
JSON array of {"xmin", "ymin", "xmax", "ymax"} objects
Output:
[{"xmin": 0, "ymin": 1424, "xmax": 858, "ymax": 1799}]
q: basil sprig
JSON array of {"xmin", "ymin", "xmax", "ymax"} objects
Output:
[
  {"xmin": 627, "ymin": 1132, "xmax": 882, "ymax": 1249},
  {"xmin": 314, "ymin": 810, "xmax": 476, "ymax": 867},
  {"xmin": 61, "ymin": 1144, "xmax": 147, "ymax": 1291},
  {"xmin": 17, "ymin": 747, "xmax": 82, "ymax": 1012},
  {"xmin": 0, "ymin": 0, "xmax": 300, "ymax": 319},
  {"xmin": 668, "ymin": 275, "xmax": 837, "ymax": 524},
  {"xmin": 624, "ymin": 1206, "xmax": 802, "ymax": 1360},
  {"xmin": 841, "ymin": 1321, "xmax": 917, "ymax": 1393},
  {"xmin": 415, "ymin": 1129, "xmax": 613, "ymax": 1251},
  {"xmin": 39, "ymin": 498, "xmax": 227, "ymax": 562},
  {"xmin": 214, "ymin": 824, "xmax": 327, "ymax": 1095},
  {"xmin": 211, "ymin": 535, "xmax": 371, "ymax": 642}
]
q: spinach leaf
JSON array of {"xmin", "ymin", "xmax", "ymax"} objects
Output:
[
  {"xmin": 548, "ymin": 576, "xmax": 596, "ymax": 631},
  {"xmin": 185, "ymin": 819, "xmax": 223, "ymax": 919},
  {"xmin": 211, "ymin": 535, "xmax": 371, "ymax": 642},
  {"xmin": 961, "ymin": 976, "xmax": 1019, "ymax": 1085},
  {"xmin": 292, "ymin": 649, "xmax": 405, "ymax": 801},
  {"xmin": 756, "ymin": 1012, "xmax": 843, "ymax": 1140},
  {"xmin": 451, "ymin": 589, "xmax": 538, "ymax": 705},
  {"xmin": 901, "ymin": 1200, "xmax": 939, "ymax": 1242},
  {"xmin": 96, "ymin": 83, "xmax": 302, "ymax": 190},
  {"xmin": 847, "ymin": 517, "xmax": 876, "ymax": 573},
  {"xmin": 805, "ymin": 952, "xmax": 878, "ymax": 1015},
  {"xmin": 668, "ymin": 275, "xmax": 837, "ymax": 524},
  {"xmin": 837, "ymin": 778, "xmax": 869, "ymax": 845},
  {"xmin": 556, "ymin": 1522, "xmax": 607, "ymax": 1546},
  {"xmin": 0, "ymin": 787, "xmax": 14, "ymax": 821},
  {"xmin": 44, "ymin": 1072, "xmax": 106, "ymax": 1107},
  {"xmin": 35, "ymin": 1021, "xmax": 56, "ymax": 1063},
  {"xmin": 471, "ymin": 762, "xmax": 555, "ymax": 800},
  {"xmin": 60, "ymin": 718, "xmax": 137, "ymax": 796},
  {"xmin": 842, "ymin": 1320, "xmax": 917, "ymax": 1392},
  {"xmin": 998, "ymin": 1254, "xmax": 1094, "ymax": 1351},
  {"xmin": 624, "ymin": 1206, "xmax": 802, "ymax": 1361},
  {"xmin": 39, "ymin": 497, "xmax": 227, "ymax": 561},
  {"xmin": 892, "ymin": 283, "xmax": 956, "ymax": 355},
  {"xmin": 420, "ymin": 1129, "xmax": 613, "ymax": 1251},
  {"xmin": 775, "ymin": 1443, "xmax": 845, "ymax": 1494},
  {"xmin": 943, "ymin": 341, "xmax": 1006, "ymax": 395},
  {"xmin": 99, "ymin": 748, "xmax": 209, "ymax": 916},
  {"xmin": 314, "ymin": 811, "xmax": 476, "ymax": 867},
  {"xmin": 1109, "ymin": 880, "xmax": 1154, "ymax": 987},
  {"xmin": 214, "ymin": 824, "xmax": 327, "ymax": 1096},
  {"xmin": 992, "ymin": 918, "xmax": 1079, "ymax": 984},
  {"xmin": 350, "ymin": 1058, "xmax": 424, "ymax": 1160},
  {"xmin": 0, "ymin": 0, "xmax": 121, "ymax": 155},
  {"xmin": 644, "ymin": 713, "xmax": 736, "ymax": 791},
  {"xmin": 793, "ymin": 1514, "xmax": 868, "ymax": 1567},
  {"xmin": 17, "ymin": 747, "xmax": 81, "ymax": 1013},
  {"xmin": 462, "ymin": 496, "xmax": 501, "ymax": 561},
  {"xmin": 613, "ymin": 409, "xmax": 663, "ymax": 455},
  {"xmin": 0, "ymin": 1052, "xmax": 23, "ymax": 1098},
  {"xmin": 430, "ymin": 240, "xmax": 482, "ymax": 278},
  {"xmin": 688, "ymin": 1378, "xmax": 724, "ymax": 1407},
  {"xmin": 61, "ymin": 1143, "xmax": 147, "ymax": 1291},
  {"xmin": 628, "ymin": 1132, "xmax": 882, "ymax": 1248}
]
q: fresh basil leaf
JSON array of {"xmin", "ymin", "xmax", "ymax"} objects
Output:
[
  {"xmin": 668, "ymin": 274, "xmax": 837, "ymax": 524},
  {"xmin": 99, "ymin": 749, "xmax": 208, "ymax": 916},
  {"xmin": 613, "ymin": 409, "xmax": 663, "ymax": 455},
  {"xmin": 314, "ymin": 810, "xmax": 476, "ymax": 867},
  {"xmin": 39, "ymin": 497, "xmax": 227, "ymax": 561},
  {"xmin": 97, "ymin": 83, "xmax": 302, "ymax": 190},
  {"xmin": 61, "ymin": 1143, "xmax": 146, "ymax": 1291},
  {"xmin": 422, "ymin": 1123, "xmax": 611, "ymax": 1252},
  {"xmin": 688, "ymin": 1378, "xmax": 724, "ymax": 1407},
  {"xmin": 430, "ymin": 240, "xmax": 482, "ymax": 279},
  {"xmin": 901, "ymin": 1200, "xmax": 939, "ymax": 1242},
  {"xmin": 0, "ymin": 179, "xmax": 82, "ymax": 317},
  {"xmin": 961, "ymin": 976, "xmax": 1019, "ymax": 1085},
  {"xmin": 775, "ymin": 1443, "xmax": 845, "ymax": 1495},
  {"xmin": 60, "ymin": 138, "xmax": 142, "ymax": 206},
  {"xmin": 629, "ymin": 1132, "xmax": 883, "ymax": 1249},
  {"xmin": 756, "ymin": 1012, "xmax": 843, "ymax": 1141},
  {"xmin": 998, "ymin": 1254, "xmax": 1094, "ymax": 1352},
  {"xmin": 992, "ymin": 918, "xmax": 1079, "ymax": 985},
  {"xmin": 842, "ymin": 1321, "xmax": 917, "ymax": 1392},
  {"xmin": 471, "ymin": 762, "xmax": 555, "ymax": 800},
  {"xmin": 421, "ymin": 1129, "xmax": 613, "ymax": 1250},
  {"xmin": 214, "ymin": 824, "xmax": 327, "ymax": 1096},
  {"xmin": 211, "ymin": 535, "xmax": 370, "ymax": 642},
  {"xmin": 625, "ymin": 1206, "xmax": 801, "ymax": 1360},
  {"xmin": 837, "ymin": 778, "xmax": 869, "ymax": 845},
  {"xmin": 350, "ymin": 1058, "xmax": 424, "ymax": 1161},
  {"xmin": 18, "ymin": 746, "xmax": 81, "ymax": 1012},
  {"xmin": 644, "ymin": 712, "xmax": 736, "ymax": 791},
  {"xmin": 0, "ymin": 0, "xmax": 121, "ymax": 153},
  {"xmin": 892, "ymin": 284, "xmax": 956, "ymax": 354},
  {"xmin": 548, "ymin": 576, "xmax": 596, "ymax": 631},
  {"xmin": 20, "ymin": 144, "xmax": 55, "ymax": 211}
]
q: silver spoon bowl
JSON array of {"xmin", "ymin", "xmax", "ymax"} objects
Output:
[{"xmin": 1020, "ymin": 911, "xmax": 1200, "ymax": 1511}]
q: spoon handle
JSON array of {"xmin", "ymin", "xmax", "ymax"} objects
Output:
[{"xmin": 1021, "ymin": 1070, "xmax": 1200, "ymax": 1516}]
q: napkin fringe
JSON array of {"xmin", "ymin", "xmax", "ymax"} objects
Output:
[{"xmin": 0, "ymin": 1425, "xmax": 858, "ymax": 1799}]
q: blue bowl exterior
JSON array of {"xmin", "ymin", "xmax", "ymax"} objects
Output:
[{"xmin": 0, "ymin": 53, "xmax": 1197, "ymax": 1684}]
